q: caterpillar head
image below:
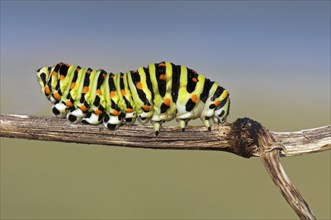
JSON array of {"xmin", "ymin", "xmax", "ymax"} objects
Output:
[{"xmin": 36, "ymin": 67, "xmax": 50, "ymax": 94}]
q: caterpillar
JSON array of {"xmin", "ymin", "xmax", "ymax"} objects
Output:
[{"xmin": 36, "ymin": 62, "xmax": 230, "ymax": 135}]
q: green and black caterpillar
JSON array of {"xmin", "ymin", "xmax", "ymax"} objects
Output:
[{"xmin": 36, "ymin": 62, "xmax": 230, "ymax": 135}]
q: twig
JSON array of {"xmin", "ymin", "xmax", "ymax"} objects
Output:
[
  {"xmin": 233, "ymin": 118, "xmax": 319, "ymax": 220},
  {"xmin": 0, "ymin": 114, "xmax": 329, "ymax": 157},
  {"xmin": 1, "ymin": 114, "xmax": 330, "ymax": 219}
]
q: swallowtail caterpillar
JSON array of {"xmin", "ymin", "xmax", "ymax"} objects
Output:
[{"xmin": 36, "ymin": 62, "xmax": 230, "ymax": 135}]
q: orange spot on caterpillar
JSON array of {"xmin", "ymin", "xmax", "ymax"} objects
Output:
[
  {"xmin": 192, "ymin": 77, "xmax": 198, "ymax": 83},
  {"xmin": 214, "ymin": 100, "xmax": 221, "ymax": 107},
  {"xmin": 110, "ymin": 91, "xmax": 116, "ymax": 98},
  {"xmin": 164, "ymin": 98, "xmax": 171, "ymax": 106},
  {"xmin": 102, "ymin": 73, "xmax": 107, "ymax": 78},
  {"xmin": 60, "ymin": 75, "xmax": 65, "ymax": 80},
  {"xmin": 121, "ymin": 89, "xmax": 126, "ymax": 96},
  {"xmin": 142, "ymin": 105, "xmax": 151, "ymax": 111},
  {"xmin": 53, "ymin": 91, "xmax": 61, "ymax": 101},
  {"xmin": 65, "ymin": 63, "xmax": 70, "ymax": 67},
  {"xmin": 70, "ymin": 82, "xmax": 76, "ymax": 89},
  {"xmin": 158, "ymin": 63, "xmax": 166, "ymax": 67},
  {"xmin": 80, "ymin": 104, "xmax": 87, "ymax": 112},
  {"xmin": 96, "ymin": 89, "xmax": 102, "ymax": 96},
  {"xmin": 51, "ymin": 71, "xmax": 56, "ymax": 76},
  {"xmin": 76, "ymin": 67, "xmax": 81, "ymax": 71},
  {"xmin": 112, "ymin": 110, "xmax": 120, "ymax": 116},
  {"xmin": 44, "ymin": 86, "xmax": 51, "ymax": 95},
  {"xmin": 136, "ymin": 82, "xmax": 143, "ymax": 90},
  {"xmin": 191, "ymin": 94, "xmax": 198, "ymax": 103},
  {"xmin": 82, "ymin": 86, "xmax": 89, "ymax": 93},
  {"xmin": 159, "ymin": 74, "xmax": 166, "ymax": 80},
  {"xmin": 86, "ymin": 69, "xmax": 91, "ymax": 74},
  {"xmin": 126, "ymin": 108, "xmax": 134, "ymax": 113},
  {"xmin": 94, "ymin": 108, "xmax": 103, "ymax": 115},
  {"xmin": 65, "ymin": 100, "xmax": 73, "ymax": 107}
]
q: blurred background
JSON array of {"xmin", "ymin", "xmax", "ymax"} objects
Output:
[{"xmin": 1, "ymin": 1, "xmax": 330, "ymax": 219}]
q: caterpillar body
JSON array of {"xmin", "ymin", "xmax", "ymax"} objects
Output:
[{"xmin": 36, "ymin": 62, "xmax": 230, "ymax": 135}]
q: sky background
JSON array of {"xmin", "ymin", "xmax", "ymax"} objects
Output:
[
  {"xmin": 1, "ymin": 1, "xmax": 330, "ymax": 219},
  {"xmin": 1, "ymin": 0, "xmax": 330, "ymax": 131}
]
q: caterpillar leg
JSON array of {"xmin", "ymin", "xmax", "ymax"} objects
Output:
[
  {"xmin": 137, "ymin": 111, "xmax": 153, "ymax": 124},
  {"xmin": 52, "ymin": 103, "xmax": 67, "ymax": 118},
  {"xmin": 103, "ymin": 113, "xmax": 122, "ymax": 130},
  {"xmin": 202, "ymin": 117, "xmax": 212, "ymax": 131},
  {"xmin": 124, "ymin": 112, "xmax": 137, "ymax": 125},
  {"xmin": 212, "ymin": 117, "xmax": 221, "ymax": 125},
  {"xmin": 178, "ymin": 119, "xmax": 189, "ymax": 132},
  {"xmin": 153, "ymin": 121, "xmax": 163, "ymax": 136},
  {"xmin": 66, "ymin": 108, "xmax": 85, "ymax": 123},
  {"xmin": 81, "ymin": 111, "xmax": 103, "ymax": 125},
  {"xmin": 138, "ymin": 116, "xmax": 150, "ymax": 124}
]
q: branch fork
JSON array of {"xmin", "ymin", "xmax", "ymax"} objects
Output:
[{"xmin": 232, "ymin": 118, "xmax": 317, "ymax": 220}]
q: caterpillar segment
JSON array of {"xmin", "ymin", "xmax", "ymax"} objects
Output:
[{"xmin": 36, "ymin": 61, "xmax": 230, "ymax": 135}]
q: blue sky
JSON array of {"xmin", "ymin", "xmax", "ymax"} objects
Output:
[{"xmin": 1, "ymin": 0, "xmax": 330, "ymax": 130}]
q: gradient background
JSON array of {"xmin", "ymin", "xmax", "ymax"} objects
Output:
[{"xmin": 1, "ymin": 1, "xmax": 330, "ymax": 219}]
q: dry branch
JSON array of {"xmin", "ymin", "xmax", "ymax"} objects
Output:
[
  {"xmin": 0, "ymin": 114, "xmax": 329, "ymax": 157},
  {"xmin": 1, "ymin": 114, "xmax": 330, "ymax": 220}
]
